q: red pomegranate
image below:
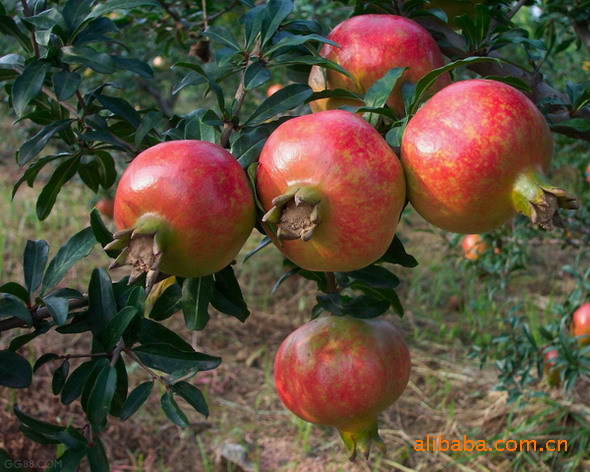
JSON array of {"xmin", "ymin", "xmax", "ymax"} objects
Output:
[
  {"xmin": 543, "ymin": 349, "xmax": 561, "ymax": 387},
  {"xmin": 571, "ymin": 302, "xmax": 590, "ymax": 346},
  {"xmin": 461, "ymin": 234, "xmax": 486, "ymax": 261},
  {"xmin": 256, "ymin": 110, "xmax": 406, "ymax": 272},
  {"xmin": 95, "ymin": 198, "xmax": 115, "ymax": 219},
  {"xmin": 112, "ymin": 140, "xmax": 255, "ymax": 282},
  {"xmin": 401, "ymin": 79, "xmax": 578, "ymax": 233},
  {"xmin": 308, "ymin": 14, "xmax": 450, "ymax": 117},
  {"xmin": 274, "ymin": 315, "xmax": 411, "ymax": 460}
]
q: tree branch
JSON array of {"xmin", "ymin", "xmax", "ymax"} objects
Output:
[
  {"xmin": 0, "ymin": 297, "xmax": 89, "ymax": 332},
  {"xmin": 573, "ymin": 20, "xmax": 590, "ymax": 55}
]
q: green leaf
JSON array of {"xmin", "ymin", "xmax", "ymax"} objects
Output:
[
  {"xmin": 0, "ymin": 15, "xmax": 33, "ymax": 53},
  {"xmin": 135, "ymin": 110, "xmax": 162, "ymax": 147},
  {"xmin": 0, "ymin": 351, "xmax": 32, "ymax": 388},
  {"xmin": 73, "ymin": 17, "xmax": 118, "ymax": 45},
  {"xmin": 244, "ymin": 59, "xmax": 271, "ymax": 90},
  {"xmin": 112, "ymin": 56, "xmax": 153, "ymax": 78},
  {"xmin": 17, "ymin": 119, "xmax": 76, "ymax": 166},
  {"xmin": 101, "ymin": 306, "xmax": 139, "ymax": 351},
  {"xmin": 484, "ymin": 75, "xmax": 531, "ymax": 94},
  {"xmin": 347, "ymin": 265, "xmax": 400, "ymax": 290},
  {"xmin": 89, "ymin": 0, "xmax": 159, "ymax": 18},
  {"xmin": 364, "ymin": 67, "xmax": 407, "ymax": 109},
  {"xmin": 12, "ymin": 61, "xmax": 51, "ymax": 117},
  {"xmin": 87, "ymin": 437, "xmax": 109, "ymax": 472},
  {"xmin": 210, "ymin": 265, "xmax": 249, "ymax": 322},
  {"xmin": 61, "ymin": 360, "xmax": 95, "ymax": 405},
  {"xmin": 51, "ymin": 360, "xmax": 70, "ymax": 395},
  {"xmin": 43, "ymin": 227, "xmax": 96, "ymax": 291},
  {"xmin": 133, "ymin": 343, "xmax": 221, "ymax": 374},
  {"xmin": 36, "ymin": 156, "xmax": 80, "ymax": 220},
  {"xmin": 63, "ymin": 0, "xmax": 95, "ymax": 32},
  {"xmin": 244, "ymin": 4, "xmax": 265, "ymax": 49},
  {"xmin": 342, "ymin": 294, "xmax": 391, "ymax": 319},
  {"xmin": 9, "ymin": 329, "xmax": 48, "ymax": 351},
  {"xmin": 160, "ymin": 392, "xmax": 189, "ymax": 427},
  {"xmin": 274, "ymin": 55, "xmax": 351, "ymax": 79},
  {"xmin": 110, "ymin": 356, "xmax": 128, "ymax": 417},
  {"xmin": 53, "ymin": 70, "xmax": 81, "ymax": 101},
  {"xmin": 120, "ymin": 381, "xmax": 153, "ymax": 421},
  {"xmin": 0, "ymin": 296, "xmax": 33, "ymax": 324},
  {"xmin": 243, "ymin": 236, "xmax": 271, "ymax": 263},
  {"xmin": 202, "ymin": 25, "xmax": 241, "ymax": 51},
  {"xmin": 14, "ymin": 405, "xmax": 65, "ymax": 434},
  {"xmin": 148, "ymin": 283, "xmax": 182, "ymax": 321},
  {"xmin": 139, "ymin": 319, "xmax": 193, "ymax": 351},
  {"xmin": 97, "ymin": 94, "xmax": 141, "ymax": 127},
  {"xmin": 261, "ymin": 0, "xmax": 294, "ymax": 46},
  {"xmin": 232, "ymin": 125, "xmax": 273, "ymax": 168},
  {"xmin": 181, "ymin": 276, "xmax": 214, "ymax": 331},
  {"xmin": 378, "ymin": 235, "xmax": 418, "ymax": 267},
  {"xmin": 265, "ymin": 33, "xmax": 338, "ymax": 57},
  {"xmin": 0, "ymin": 53, "xmax": 24, "ymax": 70},
  {"xmin": 87, "ymin": 364, "xmax": 117, "ymax": 429},
  {"xmin": 61, "ymin": 45, "xmax": 115, "ymax": 73},
  {"xmin": 0, "ymin": 282, "xmax": 30, "ymax": 303},
  {"xmin": 244, "ymin": 84, "xmax": 312, "ymax": 125},
  {"xmin": 43, "ymin": 296, "xmax": 69, "ymax": 326},
  {"xmin": 173, "ymin": 62, "xmax": 225, "ymax": 113},
  {"xmin": 34, "ymin": 353, "xmax": 60, "ymax": 372},
  {"xmin": 172, "ymin": 381, "xmax": 209, "ymax": 417},
  {"xmin": 47, "ymin": 448, "xmax": 87, "ymax": 472},
  {"xmin": 87, "ymin": 268, "xmax": 117, "ymax": 336},
  {"xmin": 555, "ymin": 118, "xmax": 590, "ymax": 133}
]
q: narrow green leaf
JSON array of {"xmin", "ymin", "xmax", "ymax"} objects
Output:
[
  {"xmin": 9, "ymin": 329, "xmax": 48, "ymax": 351},
  {"xmin": 244, "ymin": 5, "xmax": 265, "ymax": 49},
  {"xmin": 245, "ymin": 84, "xmax": 312, "ymax": 125},
  {"xmin": 112, "ymin": 56, "xmax": 153, "ymax": 78},
  {"xmin": 0, "ymin": 282, "xmax": 30, "ymax": 303},
  {"xmin": 87, "ymin": 437, "xmax": 109, "ymax": 472},
  {"xmin": 43, "ymin": 296, "xmax": 70, "ymax": 326},
  {"xmin": 87, "ymin": 268, "xmax": 117, "ymax": 336},
  {"xmin": 61, "ymin": 360, "xmax": 95, "ymax": 405},
  {"xmin": 87, "ymin": 364, "xmax": 117, "ymax": 429},
  {"xmin": 120, "ymin": 381, "xmax": 153, "ymax": 421},
  {"xmin": 17, "ymin": 119, "xmax": 75, "ymax": 166},
  {"xmin": 364, "ymin": 67, "xmax": 407, "ymax": 109},
  {"xmin": 97, "ymin": 94, "xmax": 141, "ymax": 127},
  {"xmin": 51, "ymin": 360, "xmax": 70, "ymax": 395},
  {"xmin": 211, "ymin": 265, "xmax": 250, "ymax": 322},
  {"xmin": 23, "ymin": 240, "xmax": 49, "ymax": 295},
  {"xmin": 161, "ymin": 392, "xmax": 189, "ymax": 427},
  {"xmin": 0, "ymin": 15, "xmax": 33, "ymax": 53},
  {"xmin": 42, "ymin": 227, "xmax": 96, "ymax": 291},
  {"xmin": 347, "ymin": 265, "xmax": 400, "ymax": 290},
  {"xmin": 12, "ymin": 61, "xmax": 51, "ymax": 116},
  {"xmin": 243, "ymin": 236, "xmax": 271, "ymax": 263},
  {"xmin": 36, "ymin": 156, "xmax": 80, "ymax": 221},
  {"xmin": 63, "ymin": 0, "xmax": 95, "ymax": 32},
  {"xmin": 61, "ymin": 45, "xmax": 115, "ymax": 73},
  {"xmin": 244, "ymin": 60, "xmax": 271, "ymax": 90},
  {"xmin": 265, "ymin": 33, "xmax": 338, "ymax": 57},
  {"xmin": 89, "ymin": 0, "xmax": 159, "ymax": 18},
  {"xmin": 53, "ymin": 70, "xmax": 81, "ymax": 101},
  {"xmin": 133, "ymin": 343, "xmax": 221, "ymax": 374},
  {"xmin": 378, "ymin": 235, "xmax": 418, "ymax": 267},
  {"xmin": 135, "ymin": 110, "xmax": 162, "ymax": 147},
  {"xmin": 0, "ymin": 351, "xmax": 32, "ymax": 388},
  {"xmin": 0, "ymin": 296, "xmax": 33, "ymax": 324},
  {"xmin": 181, "ymin": 276, "xmax": 214, "ymax": 331},
  {"xmin": 14, "ymin": 405, "xmax": 64, "ymax": 434},
  {"xmin": 101, "ymin": 306, "xmax": 139, "ymax": 351},
  {"xmin": 34, "ymin": 353, "xmax": 60, "ymax": 372},
  {"xmin": 172, "ymin": 381, "xmax": 209, "ymax": 417},
  {"xmin": 261, "ymin": 0, "xmax": 294, "ymax": 46},
  {"xmin": 47, "ymin": 448, "xmax": 87, "ymax": 472},
  {"xmin": 148, "ymin": 283, "xmax": 182, "ymax": 321},
  {"xmin": 202, "ymin": 25, "xmax": 241, "ymax": 51}
]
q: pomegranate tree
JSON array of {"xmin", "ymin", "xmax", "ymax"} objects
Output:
[
  {"xmin": 308, "ymin": 14, "xmax": 450, "ymax": 116},
  {"xmin": 571, "ymin": 303, "xmax": 590, "ymax": 346},
  {"xmin": 274, "ymin": 315, "xmax": 411, "ymax": 460},
  {"xmin": 256, "ymin": 110, "xmax": 406, "ymax": 271},
  {"xmin": 401, "ymin": 79, "xmax": 578, "ymax": 234},
  {"xmin": 111, "ymin": 140, "xmax": 255, "ymax": 284}
]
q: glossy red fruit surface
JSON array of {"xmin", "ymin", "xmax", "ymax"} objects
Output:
[
  {"xmin": 308, "ymin": 14, "xmax": 450, "ymax": 116},
  {"xmin": 256, "ymin": 110, "xmax": 406, "ymax": 272},
  {"xmin": 274, "ymin": 315, "xmax": 411, "ymax": 459},
  {"xmin": 114, "ymin": 140, "xmax": 255, "ymax": 278},
  {"xmin": 571, "ymin": 303, "xmax": 590, "ymax": 346},
  {"xmin": 461, "ymin": 234, "xmax": 486, "ymax": 261},
  {"xmin": 401, "ymin": 79, "xmax": 577, "ymax": 234}
]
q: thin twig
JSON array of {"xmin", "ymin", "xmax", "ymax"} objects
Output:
[
  {"xmin": 110, "ymin": 339, "xmax": 126, "ymax": 367},
  {"xmin": 506, "ymin": 0, "xmax": 528, "ymax": 21},
  {"xmin": 220, "ymin": 76, "xmax": 246, "ymax": 149},
  {"xmin": 325, "ymin": 272, "xmax": 338, "ymax": 294},
  {"xmin": 124, "ymin": 349, "xmax": 166, "ymax": 383},
  {"xmin": 0, "ymin": 297, "xmax": 89, "ymax": 332}
]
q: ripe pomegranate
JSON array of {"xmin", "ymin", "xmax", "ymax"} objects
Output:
[
  {"xmin": 571, "ymin": 302, "xmax": 590, "ymax": 347},
  {"xmin": 401, "ymin": 79, "xmax": 578, "ymax": 233},
  {"xmin": 266, "ymin": 83, "xmax": 283, "ymax": 97},
  {"xmin": 585, "ymin": 163, "xmax": 590, "ymax": 184},
  {"xmin": 308, "ymin": 14, "xmax": 450, "ymax": 117},
  {"xmin": 461, "ymin": 234, "xmax": 486, "ymax": 261},
  {"xmin": 543, "ymin": 349, "xmax": 561, "ymax": 387},
  {"xmin": 95, "ymin": 198, "xmax": 115, "ymax": 219},
  {"xmin": 111, "ymin": 140, "xmax": 255, "ymax": 284},
  {"xmin": 256, "ymin": 110, "xmax": 406, "ymax": 272},
  {"xmin": 274, "ymin": 315, "xmax": 411, "ymax": 460}
]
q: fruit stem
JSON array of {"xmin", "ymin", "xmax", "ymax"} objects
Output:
[
  {"xmin": 511, "ymin": 171, "xmax": 578, "ymax": 230},
  {"xmin": 261, "ymin": 186, "xmax": 324, "ymax": 242},
  {"xmin": 338, "ymin": 418, "xmax": 385, "ymax": 461}
]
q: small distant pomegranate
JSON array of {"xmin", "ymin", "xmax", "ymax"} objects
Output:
[
  {"xmin": 266, "ymin": 84, "xmax": 282, "ymax": 97},
  {"xmin": 461, "ymin": 234, "xmax": 486, "ymax": 261},
  {"xmin": 96, "ymin": 198, "xmax": 115, "ymax": 219},
  {"xmin": 274, "ymin": 315, "xmax": 411, "ymax": 460},
  {"xmin": 401, "ymin": 79, "xmax": 578, "ymax": 233},
  {"xmin": 256, "ymin": 110, "xmax": 406, "ymax": 272},
  {"xmin": 111, "ymin": 140, "xmax": 255, "ymax": 284},
  {"xmin": 308, "ymin": 14, "xmax": 450, "ymax": 117},
  {"xmin": 585, "ymin": 163, "xmax": 590, "ymax": 184},
  {"xmin": 571, "ymin": 303, "xmax": 590, "ymax": 346},
  {"xmin": 543, "ymin": 349, "xmax": 561, "ymax": 387}
]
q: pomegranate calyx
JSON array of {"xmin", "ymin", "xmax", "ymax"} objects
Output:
[
  {"xmin": 338, "ymin": 418, "xmax": 385, "ymax": 462},
  {"xmin": 512, "ymin": 173, "xmax": 579, "ymax": 231},
  {"xmin": 262, "ymin": 187, "xmax": 323, "ymax": 242}
]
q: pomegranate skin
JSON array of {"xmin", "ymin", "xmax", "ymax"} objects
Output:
[
  {"xmin": 274, "ymin": 315, "xmax": 411, "ymax": 457},
  {"xmin": 571, "ymin": 303, "xmax": 590, "ymax": 346},
  {"xmin": 114, "ymin": 140, "xmax": 255, "ymax": 278},
  {"xmin": 308, "ymin": 14, "xmax": 451, "ymax": 116},
  {"xmin": 256, "ymin": 110, "xmax": 406, "ymax": 272},
  {"xmin": 401, "ymin": 79, "xmax": 568, "ymax": 234}
]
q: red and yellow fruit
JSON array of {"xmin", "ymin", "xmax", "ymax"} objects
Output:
[
  {"xmin": 96, "ymin": 198, "xmax": 115, "ymax": 219},
  {"xmin": 266, "ymin": 83, "xmax": 283, "ymax": 97},
  {"xmin": 571, "ymin": 302, "xmax": 590, "ymax": 347},
  {"xmin": 585, "ymin": 163, "xmax": 590, "ymax": 184},
  {"xmin": 256, "ymin": 110, "xmax": 406, "ymax": 272},
  {"xmin": 461, "ymin": 234, "xmax": 486, "ymax": 261},
  {"xmin": 112, "ymin": 140, "xmax": 255, "ymax": 281},
  {"xmin": 308, "ymin": 14, "xmax": 450, "ymax": 117},
  {"xmin": 401, "ymin": 79, "xmax": 578, "ymax": 234},
  {"xmin": 543, "ymin": 348, "xmax": 561, "ymax": 387},
  {"xmin": 274, "ymin": 315, "xmax": 411, "ymax": 459}
]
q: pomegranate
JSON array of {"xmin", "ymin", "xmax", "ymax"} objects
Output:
[
  {"xmin": 266, "ymin": 83, "xmax": 283, "ymax": 97},
  {"xmin": 256, "ymin": 110, "xmax": 406, "ymax": 272},
  {"xmin": 461, "ymin": 234, "xmax": 486, "ymax": 261},
  {"xmin": 95, "ymin": 198, "xmax": 115, "ymax": 219},
  {"xmin": 543, "ymin": 349, "xmax": 561, "ymax": 387},
  {"xmin": 401, "ymin": 79, "xmax": 578, "ymax": 233},
  {"xmin": 308, "ymin": 14, "xmax": 450, "ymax": 117},
  {"xmin": 274, "ymin": 315, "xmax": 411, "ymax": 460},
  {"xmin": 571, "ymin": 303, "xmax": 590, "ymax": 347},
  {"xmin": 585, "ymin": 163, "xmax": 590, "ymax": 184},
  {"xmin": 110, "ymin": 140, "xmax": 255, "ymax": 284}
]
